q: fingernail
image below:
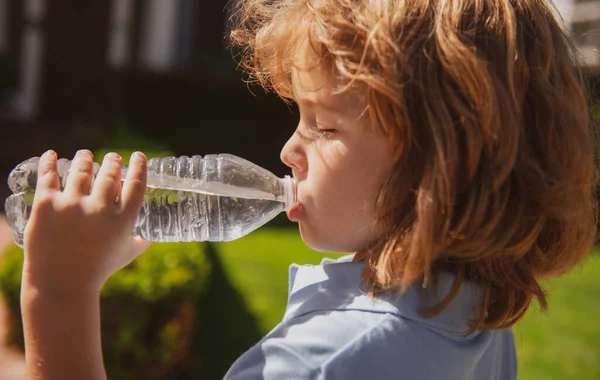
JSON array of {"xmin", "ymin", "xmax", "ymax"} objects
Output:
[
  {"xmin": 132, "ymin": 151, "xmax": 146, "ymax": 160},
  {"xmin": 42, "ymin": 150, "xmax": 57, "ymax": 159},
  {"xmin": 105, "ymin": 152, "xmax": 121, "ymax": 160},
  {"xmin": 76, "ymin": 149, "xmax": 93, "ymax": 158}
]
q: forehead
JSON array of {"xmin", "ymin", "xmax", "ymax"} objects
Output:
[
  {"xmin": 291, "ymin": 39, "xmax": 332, "ymax": 96},
  {"xmin": 291, "ymin": 39, "xmax": 363, "ymax": 112}
]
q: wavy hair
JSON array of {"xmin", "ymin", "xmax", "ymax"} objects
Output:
[{"xmin": 230, "ymin": 0, "xmax": 598, "ymax": 331}]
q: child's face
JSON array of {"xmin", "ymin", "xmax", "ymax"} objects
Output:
[{"xmin": 281, "ymin": 46, "xmax": 394, "ymax": 253}]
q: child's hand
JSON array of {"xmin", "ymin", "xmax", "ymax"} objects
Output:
[{"xmin": 22, "ymin": 150, "xmax": 153, "ymax": 295}]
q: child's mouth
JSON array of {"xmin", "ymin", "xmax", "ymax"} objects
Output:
[{"xmin": 286, "ymin": 202, "xmax": 303, "ymax": 222}]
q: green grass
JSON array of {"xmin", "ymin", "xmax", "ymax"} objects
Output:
[
  {"xmin": 216, "ymin": 229, "xmax": 600, "ymax": 379},
  {"xmin": 214, "ymin": 228, "xmax": 340, "ymax": 333},
  {"xmin": 513, "ymin": 255, "xmax": 600, "ymax": 380}
]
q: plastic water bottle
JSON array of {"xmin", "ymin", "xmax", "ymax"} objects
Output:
[{"xmin": 4, "ymin": 154, "xmax": 297, "ymax": 248}]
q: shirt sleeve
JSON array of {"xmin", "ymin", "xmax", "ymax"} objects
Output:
[
  {"xmin": 223, "ymin": 310, "xmax": 405, "ymax": 380},
  {"xmin": 223, "ymin": 329, "xmax": 319, "ymax": 379},
  {"xmin": 224, "ymin": 311, "xmax": 339, "ymax": 380}
]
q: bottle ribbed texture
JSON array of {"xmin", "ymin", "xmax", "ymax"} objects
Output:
[{"xmin": 5, "ymin": 154, "xmax": 295, "ymax": 248}]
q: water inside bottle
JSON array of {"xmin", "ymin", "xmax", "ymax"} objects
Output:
[
  {"xmin": 135, "ymin": 187, "xmax": 285, "ymax": 243},
  {"xmin": 5, "ymin": 184, "xmax": 286, "ymax": 247}
]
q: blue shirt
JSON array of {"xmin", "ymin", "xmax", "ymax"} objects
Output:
[{"xmin": 225, "ymin": 255, "xmax": 517, "ymax": 379}]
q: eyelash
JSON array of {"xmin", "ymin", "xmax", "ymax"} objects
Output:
[
  {"xmin": 296, "ymin": 126, "xmax": 335, "ymax": 142},
  {"xmin": 316, "ymin": 128, "xmax": 336, "ymax": 138},
  {"xmin": 296, "ymin": 110, "xmax": 336, "ymax": 140}
]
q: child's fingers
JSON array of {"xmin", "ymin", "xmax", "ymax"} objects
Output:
[
  {"xmin": 120, "ymin": 152, "xmax": 147, "ymax": 219},
  {"xmin": 91, "ymin": 153, "xmax": 123, "ymax": 206},
  {"xmin": 35, "ymin": 150, "xmax": 60, "ymax": 195},
  {"xmin": 64, "ymin": 150, "xmax": 95, "ymax": 196}
]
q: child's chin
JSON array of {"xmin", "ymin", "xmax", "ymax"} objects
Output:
[
  {"xmin": 299, "ymin": 228, "xmax": 331, "ymax": 252},
  {"xmin": 299, "ymin": 227, "xmax": 352, "ymax": 253}
]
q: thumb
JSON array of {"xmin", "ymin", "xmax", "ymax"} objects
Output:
[
  {"xmin": 111, "ymin": 237, "xmax": 153, "ymax": 276},
  {"xmin": 132, "ymin": 236, "xmax": 154, "ymax": 256}
]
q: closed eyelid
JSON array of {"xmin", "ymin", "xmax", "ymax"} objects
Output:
[
  {"xmin": 296, "ymin": 125, "xmax": 333, "ymax": 141},
  {"xmin": 295, "ymin": 129, "xmax": 313, "ymax": 142}
]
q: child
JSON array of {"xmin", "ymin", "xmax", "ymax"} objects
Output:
[{"xmin": 20, "ymin": 0, "xmax": 597, "ymax": 379}]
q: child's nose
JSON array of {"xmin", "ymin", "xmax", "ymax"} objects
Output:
[{"xmin": 280, "ymin": 133, "xmax": 307, "ymax": 173}]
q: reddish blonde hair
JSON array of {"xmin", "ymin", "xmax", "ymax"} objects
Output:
[{"xmin": 230, "ymin": 0, "xmax": 598, "ymax": 331}]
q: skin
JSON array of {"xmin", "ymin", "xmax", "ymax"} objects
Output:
[
  {"xmin": 21, "ymin": 150, "xmax": 151, "ymax": 380},
  {"xmin": 281, "ymin": 45, "xmax": 394, "ymax": 252},
  {"xmin": 19, "ymin": 46, "xmax": 393, "ymax": 379}
]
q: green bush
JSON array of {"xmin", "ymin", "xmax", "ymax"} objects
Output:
[
  {"xmin": 0, "ymin": 242, "xmax": 211, "ymax": 379},
  {"xmin": 92, "ymin": 123, "xmax": 174, "ymax": 164}
]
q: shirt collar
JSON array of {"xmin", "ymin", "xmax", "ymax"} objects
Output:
[{"xmin": 284, "ymin": 255, "xmax": 480, "ymax": 337}]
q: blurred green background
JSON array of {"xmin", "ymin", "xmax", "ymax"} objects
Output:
[{"xmin": 0, "ymin": 1, "xmax": 599, "ymax": 379}]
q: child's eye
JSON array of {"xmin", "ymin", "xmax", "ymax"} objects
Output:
[
  {"xmin": 317, "ymin": 129, "xmax": 336, "ymax": 138},
  {"xmin": 304, "ymin": 125, "xmax": 336, "ymax": 140}
]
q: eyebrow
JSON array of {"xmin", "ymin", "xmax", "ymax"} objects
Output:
[
  {"xmin": 291, "ymin": 81, "xmax": 338, "ymax": 110},
  {"xmin": 295, "ymin": 96, "xmax": 341, "ymax": 113}
]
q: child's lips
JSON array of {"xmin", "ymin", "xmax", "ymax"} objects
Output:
[{"xmin": 286, "ymin": 202, "xmax": 303, "ymax": 222}]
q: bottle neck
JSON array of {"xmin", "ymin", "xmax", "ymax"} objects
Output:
[{"xmin": 281, "ymin": 175, "xmax": 297, "ymax": 211}]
